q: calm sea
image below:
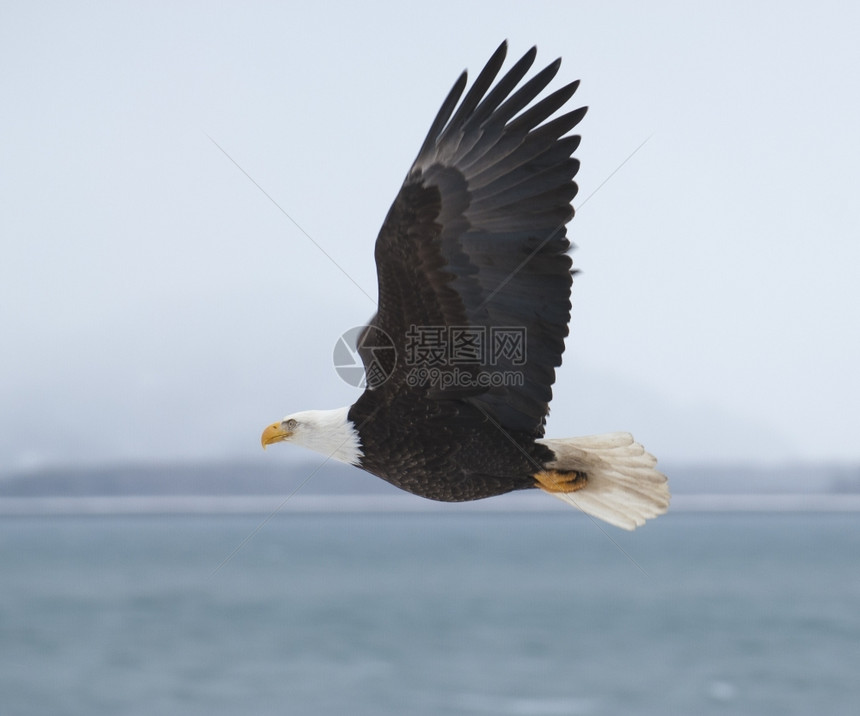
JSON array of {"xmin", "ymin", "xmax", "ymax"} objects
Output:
[{"xmin": 1, "ymin": 511, "xmax": 858, "ymax": 715}]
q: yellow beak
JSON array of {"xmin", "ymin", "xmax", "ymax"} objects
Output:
[{"xmin": 261, "ymin": 422, "xmax": 291, "ymax": 449}]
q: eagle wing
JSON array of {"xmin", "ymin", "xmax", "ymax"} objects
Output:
[{"xmin": 361, "ymin": 41, "xmax": 586, "ymax": 436}]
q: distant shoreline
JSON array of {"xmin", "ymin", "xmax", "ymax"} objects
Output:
[{"xmin": 2, "ymin": 493, "xmax": 860, "ymax": 516}]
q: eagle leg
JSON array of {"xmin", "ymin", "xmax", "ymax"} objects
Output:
[{"xmin": 532, "ymin": 469, "xmax": 588, "ymax": 493}]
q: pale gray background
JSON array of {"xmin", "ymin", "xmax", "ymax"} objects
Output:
[{"xmin": 3, "ymin": 1, "xmax": 859, "ymax": 471}]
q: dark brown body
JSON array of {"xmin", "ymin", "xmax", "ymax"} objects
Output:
[{"xmin": 349, "ymin": 390, "xmax": 555, "ymax": 501}]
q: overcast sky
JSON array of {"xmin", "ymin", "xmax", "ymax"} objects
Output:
[{"xmin": 2, "ymin": 1, "xmax": 859, "ymax": 473}]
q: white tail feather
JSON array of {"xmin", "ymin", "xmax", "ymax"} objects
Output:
[{"xmin": 536, "ymin": 432, "xmax": 670, "ymax": 530}]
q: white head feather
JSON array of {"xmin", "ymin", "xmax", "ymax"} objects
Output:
[{"xmin": 268, "ymin": 407, "xmax": 362, "ymax": 466}]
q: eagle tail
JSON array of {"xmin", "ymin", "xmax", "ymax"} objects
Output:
[{"xmin": 534, "ymin": 433, "xmax": 669, "ymax": 530}]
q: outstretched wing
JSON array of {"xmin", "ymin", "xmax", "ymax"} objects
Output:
[{"xmin": 363, "ymin": 41, "xmax": 585, "ymax": 436}]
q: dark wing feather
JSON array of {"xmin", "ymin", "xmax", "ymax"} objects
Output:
[{"xmin": 362, "ymin": 41, "xmax": 585, "ymax": 435}]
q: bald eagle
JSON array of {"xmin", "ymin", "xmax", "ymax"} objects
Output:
[{"xmin": 261, "ymin": 42, "xmax": 669, "ymax": 529}]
